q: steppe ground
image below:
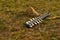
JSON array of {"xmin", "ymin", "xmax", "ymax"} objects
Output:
[{"xmin": 0, "ymin": 0, "xmax": 60, "ymax": 40}]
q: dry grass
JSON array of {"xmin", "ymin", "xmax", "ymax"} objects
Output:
[{"xmin": 0, "ymin": 0, "xmax": 60, "ymax": 40}]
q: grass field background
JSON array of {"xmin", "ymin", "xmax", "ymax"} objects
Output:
[{"xmin": 0, "ymin": 0, "xmax": 60, "ymax": 40}]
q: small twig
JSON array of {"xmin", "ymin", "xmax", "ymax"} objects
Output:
[{"xmin": 47, "ymin": 16, "xmax": 60, "ymax": 20}]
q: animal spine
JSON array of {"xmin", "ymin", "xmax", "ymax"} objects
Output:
[{"xmin": 26, "ymin": 12, "xmax": 50, "ymax": 27}]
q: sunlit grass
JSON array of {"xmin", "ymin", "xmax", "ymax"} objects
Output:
[{"xmin": 0, "ymin": 0, "xmax": 60, "ymax": 40}]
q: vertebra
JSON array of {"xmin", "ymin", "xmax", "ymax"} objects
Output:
[{"xmin": 26, "ymin": 12, "xmax": 50, "ymax": 27}]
